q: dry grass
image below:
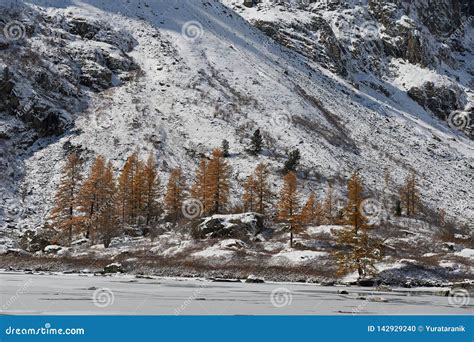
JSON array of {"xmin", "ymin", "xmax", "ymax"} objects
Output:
[{"xmin": 0, "ymin": 252, "xmax": 337, "ymax": 283}]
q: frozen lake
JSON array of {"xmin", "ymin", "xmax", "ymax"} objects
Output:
[{"xmin": 0, "ymin": 272, "xmax": 470, "ymax": 315}]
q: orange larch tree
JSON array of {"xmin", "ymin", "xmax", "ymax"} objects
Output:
[
  {"xmin": 49, "ymin": 152, "xmax": 83, "ymax": 245},
  {"xmin": 164, "ymin": 168, "xmax": 187, "ymax": 223},
  {"xmin": 191, "ymin": 158, "xmax": 209, "ymax": 214},
  {"xmin": 205, "ymin": 149, "xmax": 231, "ymax": 215},
  {"xmin": 277, "ymin": 171, "xmax": 300, "ymax": 248}
]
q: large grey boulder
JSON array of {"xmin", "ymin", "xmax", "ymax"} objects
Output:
[
  {"xmin": 19, "ymin": 229, "xmax": 56, "ymax": 253},
  {"xmin": 196, "ymin": 213, "xmax": 265, "ymax": 241}
]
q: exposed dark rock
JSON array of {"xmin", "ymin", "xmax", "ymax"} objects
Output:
[
  {"xmin": 196, "ymin": 213, "xmax": 265, "ymax": 241},
  {"xmin": 408, "ymin": 82, "xmax": 462, "ymax": 119},
  {"xmin": 358, "ymin": 278, "xmax": 376, "ymax": 287},
  {"xmin": 19, "ymin": 229, "xmax": 56, "ymax": 253},
  {"xmin": 104, "ymin": 263, "xmax": 124, "ymax": 273},
  {"xmin": 245, "ymin": 274, "xmax": 264, "ymax": 283},
  {"xmin": 253, "ymin": 17, "xmax": 347, "ymax": 76}
]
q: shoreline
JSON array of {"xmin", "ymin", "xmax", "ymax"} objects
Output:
[{"xmin": 1, "ymin": 255, "xmax": 471, "ymax": 288}]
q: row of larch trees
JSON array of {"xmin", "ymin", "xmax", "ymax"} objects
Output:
[
  {"xmin": 50, "ymin": 152, "xmax": 161, "ymax": 247},
  {"xmin": 50, "ymin": 147, "xmax": 421, "ymax": 276}
]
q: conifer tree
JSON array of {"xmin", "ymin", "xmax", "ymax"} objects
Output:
[
  {"xmin": 117, "ymin": 152, "xmax": 142, "ymax": 225},
  {"xmin": 96, "ymin": 161, "xmax": 119, "ymax": 247},
  {"xmin": 277, "ymin": 171, "xmax": 300, "ymax": 247},
  {"xmin": 142, "ymin": 153, "xmax": 161, "ymax": 225},
  {"xmin": 164, "ymin": 168, "xmax": 187, "ymax": 222},
  {"xmin": 250, "ymin": 129, "xmax": 263, "ymax": 155},
  {"xmin": 395, "ymin": 200, "xmax": 402, "ymax": 216},
  {"xmin": 252, "ymin": 162, "xmax": 273, "ymax": 215},
  {"xmin": 322, "ymin": 182, "xmax": 335, "ymax": 224},
  {"xmin": 283, "ymin": 148, "xmax": 300, "ymax": 174},
  {"xmin": 301, "ymin": 192, "xmax": 322, "ymax": 226},
  {"xmin": 117, "ymin": 155, "xmax": 133, "ymax": 225},
  {"xmin": 243, "ymin": 175, "xmax": 256, "ymax": 212},
  {"xmin": 399, "ymin": 170, "xmax": 420, "ymax": 217},
  {"xmin": 132, "ymin": 158, "xmax": 146, "ymax": 223},
  {"xmin": 222, "ymin": 139, "xmax": 230, "ymax": 158},
  {"xmin": 334, "ymin": 172, "xmax": 382, "ymax": 279},
  {"xmin": 78, "ymin": 155, "xmax": 106, "ymax": 241},
  {"xmin": 206, "ymin": 149, "xmax": 231, "ymax": 214},
  {"xmin": 191, "ymin": 159, "xmax": 209, "ymax": 214},
  {"xmin": 49, "ymin": 152, "xmax": 83, "ymax": 245}
]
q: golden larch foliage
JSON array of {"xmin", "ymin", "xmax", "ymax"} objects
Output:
[
  {"xmin": 277, "ymin": 171, "xmax": 300, "ymax": 247},
  {"xmin": 334, "ymin": 172, "xmax": 383, "ymax": 279},
  {"xmin": 49, "ymin": 152, "xmax": 83, "ymax": 245},
  {"xmin": 141, "ymin": 153, "xmax": 161, "ymax": 225},
  {"xmin": 191, "ymin": 159, "xmax": 208, "ymax": 214},
  {"xmin": 301, "ymin": 192, "xmax": 323, "ymax": 226},
  {"xmin": 164, "ymin": 168, "xmax": 187, "ymax": 222},
  {"xmin": 205, "ymin": 149, "xmax": 231, "ymax": 214},
  {"xmin": 242, "ymin": 175, "xmax": 256, "ymax": 212},
  {"xmin": 399, "ymin": 170, "xmax": 420, "ymax": 217},
  {"xmin": 253, "ymin": 162, "xmax": 273, "ymax": 215},
  {"xmin": 77, "ymin": 155, "xmax": 106, "ymax": 241}
]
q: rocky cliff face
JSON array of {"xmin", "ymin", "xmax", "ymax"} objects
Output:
[
  {"xmin": 0, "ymin": 3, "xmax": 139, "ymax": 231},
  {"xmin": 0, "ymin": 5, "xmax": 139, "ymax": 139},
  {"xmin": 226, "ymin": 0, "xmax": 473, "ymax": 138}
]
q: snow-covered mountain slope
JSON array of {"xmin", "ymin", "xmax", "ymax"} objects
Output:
[
  {"xmin": 0, "ymin": 0, "xmax": 473, "ymax": 238},
  {"xmin": 223, "ymin": 0, "xmax": 474, "ymax": 136}
]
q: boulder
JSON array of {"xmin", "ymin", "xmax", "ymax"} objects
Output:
[
  {"xmin": 196, "ymin": 213, "xmax": 265, "ymax": 241},
  {"xmin": 245, "ymin": 274, "xmax": 264, "ymax": 283},
  {"xmin": 19, "ymin": 229, "xmax": 56, "ymax": 253},
  {"xmin": 43, "ymin": 245, "xmax": 63, "ymax": 254},
  {"xmin": 104, "ymin": 262, "xmax": 124, "ymax": 273}
]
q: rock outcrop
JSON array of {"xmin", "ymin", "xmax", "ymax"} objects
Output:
[
  {"xmin": 195, "ymin": 213, "xmax": 265, "ymax": 241},
  {"xmin": 408, "ymin": 82, "xmax": 463, "ymax": 120}
]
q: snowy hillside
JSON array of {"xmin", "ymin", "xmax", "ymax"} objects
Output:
[
  {"xmin": 0, "ymin": 0, "xmax": 473, "ymax": 283},
  {"xmin": 1, "ymin": 0, "xmax": 473, "ymax": 226},
  {"xmin": 223, "ymin": 0, "xmax": 474, "ymax": 132}
]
